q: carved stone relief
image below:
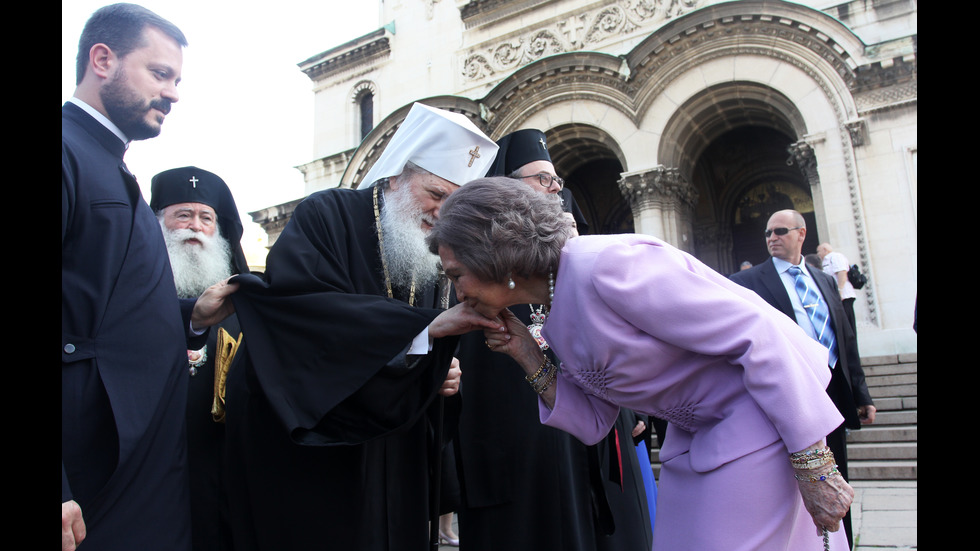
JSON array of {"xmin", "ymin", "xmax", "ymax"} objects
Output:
[{"xmin": 462, "ymin": 0, "xmax": 702, "ymax": 83}]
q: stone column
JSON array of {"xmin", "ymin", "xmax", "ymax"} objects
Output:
[{"xmin": 618, "ymin": 166, "xmax": 699, "ymax": 253}]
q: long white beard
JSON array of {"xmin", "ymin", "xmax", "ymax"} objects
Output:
[
  {"xmin": 379, "ymin": 185, "xmax": 441, "ymax": 291},
  {"xmin": 161, "ymin": 221, "xmax": 233, "ymax": 299}
]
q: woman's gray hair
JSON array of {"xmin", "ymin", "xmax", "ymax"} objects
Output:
[{"xmin": 427, "ymin": 177, "xmax": 571, "ymax": 283}]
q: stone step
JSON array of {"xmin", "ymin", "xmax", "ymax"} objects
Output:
[
  {"xmin": 865, "ymin": 373, "xmax": 917, "ymax": 387},
  {"xmin": 847, "ymin": 441, "xmax": 916, "ymax": 461},
  {"xmin": 863, "ymin": 363, "xmax": 917, "ymax": 376},
  {"xmin": 866, "ymin": 383, "xmax": 917, "ymax": 398},
  {"xmin": 867, "ymin": 409, "xmax": 917, "ymax": 425},
  {"xmin": 860, "ymin": 354, "xmax": 917, "ymax": 368},
  {"xmin": 848, "ymin": 460, "xmax": 917, "ymax": 481},
  {"xmin": 872, "ymin": 396, "xmax": 917, "ymax": 412},
  {"xmin": 846, "ymin": 424, "xmax": 916, "ymax": 444}
]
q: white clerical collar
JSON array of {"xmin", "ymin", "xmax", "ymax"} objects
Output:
[{"xmin": 68, "ymin": 96, "xmax": 130, "ymax": 149}]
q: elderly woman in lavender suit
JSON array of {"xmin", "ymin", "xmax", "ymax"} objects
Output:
[{"xmin": 428, "ymin": 177, "xmax": 853, "ymax": 550}]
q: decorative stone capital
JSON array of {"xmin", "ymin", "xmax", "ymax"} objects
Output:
[
  {"xmin": 845, "ymin": 118, "xmax": 866, "ymax": 147},
  {"xmin": 618, "ymin": 166, "xmax": 699, "ymax": 212},
  {"xmin": 787, "ymin": 140, "xmax": 818, "ymax": 186}
]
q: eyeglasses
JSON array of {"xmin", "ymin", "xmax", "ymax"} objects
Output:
[
  {"xmin": 518, "ymin": 173, "xmax": 565, "ymax": 190},
  {"xmin": 765, "ymin": 226, "xmax": 803, "ymax": 238}
]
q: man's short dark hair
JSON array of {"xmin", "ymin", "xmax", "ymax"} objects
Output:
[{"xmin": 75, "ymin": 3, "xmax": 188, "ymax": 85}]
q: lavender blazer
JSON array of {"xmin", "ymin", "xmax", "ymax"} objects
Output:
[{"xmin": 540, "ymin": 234, "xmax": 844, "ymax": 473}]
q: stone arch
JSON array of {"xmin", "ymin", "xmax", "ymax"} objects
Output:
[
  {"xmin": 650, "ymin": 82, "xmax": 814, "ymax": 272},
  {"xmin": 547, "ymin": 123, "xmax": 633, "ymax": 234},
  {"xmin": 619, "ymin": 0, "xmax": 877, "ymax": 320},
  {"xmin": 656, "ymin": 81, "xmax": 807, "ymax": 179},
  {"xmin": 481, "ymin": 50, "xmax": 637, "ymax": 137},
  {"xmin": 481, "ymin": 92, "xmax": 636, "ymax": 235}
]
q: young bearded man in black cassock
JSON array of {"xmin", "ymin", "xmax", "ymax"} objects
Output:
[
  {"xmin": 223, "ymin": 103, "xmax": 501, "ymax": 551},
  {"xmin": 62, "ymin": 6, "xmax": 236, "ymax": 550}
]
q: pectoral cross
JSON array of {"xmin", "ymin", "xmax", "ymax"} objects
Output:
[
  {"xmin": 189, "ymin": 176, "xmax": 199, "ymax": 188},
  {"xmin": 468, "ymin": 146, "xmax": 480, "ymax": 167}
]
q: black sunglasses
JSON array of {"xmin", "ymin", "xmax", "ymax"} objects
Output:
[{"xmin": 765, "ymin": 226, "xmax": 803, "ymax": 238}]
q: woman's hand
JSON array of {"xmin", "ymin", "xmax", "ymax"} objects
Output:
[
  {"xmin": 792, "ymin": 443, "xmax": 855, "ymax": 536},
  {"xmin": 484, "ymin": 309, "xmax": 542, "ymax": 369},
  {"xmin": 484, "ymin": 309, "xmax": 560, "ymax": 407},
  {"xmin": 797, "ymin": 472, "xmax": 854, "ymax": 536}
]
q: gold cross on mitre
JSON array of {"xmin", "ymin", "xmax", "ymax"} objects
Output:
[
  {"xmin": 468, "ymin": 146, "xmax": 480, "ymax": 167},
  {"xmin": 189, "ymin": 176, "xmax": 199, "ymax": 188}
]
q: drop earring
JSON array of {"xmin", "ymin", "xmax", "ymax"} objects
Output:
[{"xmin": 508, "ymin": 277, "xmax": 516, "ymax": 290}]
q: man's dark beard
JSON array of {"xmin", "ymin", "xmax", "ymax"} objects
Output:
[{"xmin": 101, "ymin": 66, "xmax": 171, "ymax": 141}]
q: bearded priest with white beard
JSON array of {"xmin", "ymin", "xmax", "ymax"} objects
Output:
[
  {"xmin": 151, "ymin": 166, "xmax": 250, "ymax": 551},
  {"xmin": 222, "ymin": 103, "xmax": 501, "ymax": 551}
]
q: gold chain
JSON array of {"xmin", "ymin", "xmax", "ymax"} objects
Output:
[{"xmin": 374, "ymin": 184, "xmax": 415, "ymax": 305}]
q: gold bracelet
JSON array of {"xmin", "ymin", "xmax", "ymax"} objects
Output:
[
  {"xmin": 790, "ymin": 447, "xmax": 835, "ymax": 470},
  {"xmin": 525, "ymin": 356, "xmax": 552, "ymax": 384},
  {"xmin": 531, "ymin": 363, "xmax": 559, "ymax": 394},
  {"xmin": 527, "ymin": 357, "xmax": 558, "ymax": 394},
  {"xmin": 793, "ymin": 464, "xmax": 841, "ymax": 483}
]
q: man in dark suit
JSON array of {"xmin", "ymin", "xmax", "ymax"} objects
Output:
[{"xmin": 729, "ymin": 209, "xmax": 875, "ymax": 548}]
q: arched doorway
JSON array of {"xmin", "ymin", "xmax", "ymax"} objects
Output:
[
  {"xmin": 654, "ymin": 82, "xmax": 819, "ymax": 274},
  {"xmin": 693, "ymin": 126, "xmax": 819, "ymax": 272},
  {"xmin": 547, "ymin": 124, "xmax": 633, "ymax": 235}
]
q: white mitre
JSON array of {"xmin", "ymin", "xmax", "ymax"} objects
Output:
[{"xmin": 361, "ymin": 103, "xmax": 498, "ymax": 187}]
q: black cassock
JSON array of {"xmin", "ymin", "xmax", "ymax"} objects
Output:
[
  {"xmin": 224, "ymin": 186, "xmax": 458, "ymax": 551},
  {"xmin": 62, "ymin": 102, "xmax": 197, "ymax": 550}
]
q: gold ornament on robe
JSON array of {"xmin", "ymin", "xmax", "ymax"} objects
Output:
[{"xmin": 211, "ymin": 328, "xmax": 242, "ymax": 423}]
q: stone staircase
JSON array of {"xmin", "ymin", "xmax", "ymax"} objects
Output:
[
  {"xmin": 648, "ymin": 353, "xmax": 918, "ymax": 482},
  {"xmin": 846, "ymin": 353, "xmax": 918, "ymax": 481}
]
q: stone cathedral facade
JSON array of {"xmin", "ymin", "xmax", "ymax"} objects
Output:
[{"xmin": 250, "ymin": 0, "xmax": 917, "ymax": 356}]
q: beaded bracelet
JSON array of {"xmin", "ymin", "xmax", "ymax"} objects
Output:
[
  {"xmin": 793, "ymin": 464, "xmax": 841, "ymax": 483},
  {"xmin": 528, "ymin": 358, "xmax": 554, "ymax": 390},
  {"xmin": 789, "ymin": 447, "xmax": 835, "ymax": 470},
  {"xmin": 531, "ymin": 364, "xmax": 558, "ymax": 395},
  {"xmin": 525, "ymin": 356, "xmax": 551, "ymax": 384},
  {"xmin": 526, "ymin": 356, "xmax": 558, "ymax": 394}
]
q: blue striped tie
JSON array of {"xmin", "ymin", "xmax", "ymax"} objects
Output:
[{"xmin": 787, "ymin": 266, "xmax": 838, "ymax": 368}]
